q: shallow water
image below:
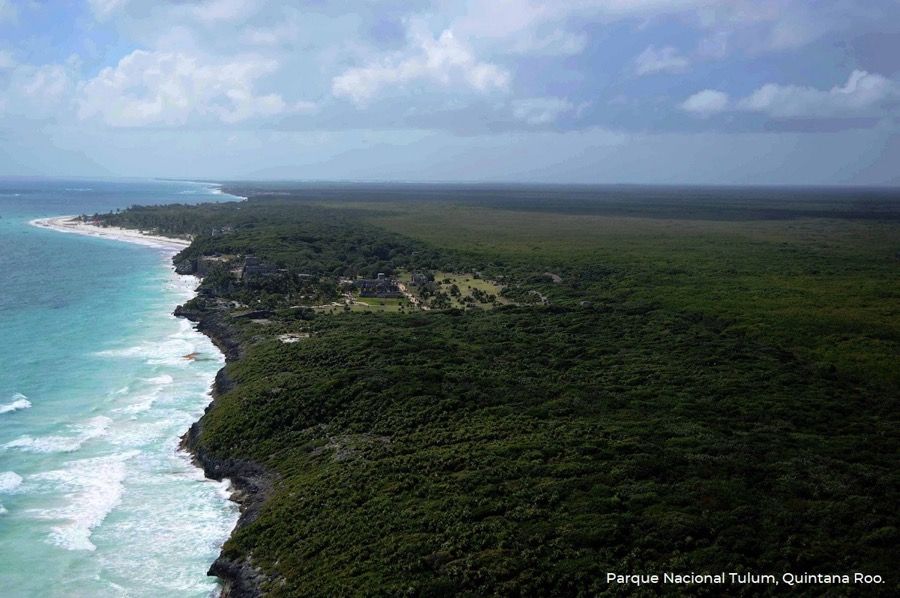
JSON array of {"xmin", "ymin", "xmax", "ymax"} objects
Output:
[{"xmin": 0, "ymin": 179, "xmax": 240, "ymax": 597}]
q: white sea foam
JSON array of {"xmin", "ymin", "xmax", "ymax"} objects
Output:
[
  {"xmin": 115, "ymin": 372, "xmax": 177, "ymax": 414},
  {"xmin": 115, "ymin": 393, "xmax": 159, "ymax": 415},
  {"xmin": 214, "ymin": 478, "xmax": 234, "ymax": 501},
  {"xmin": 12, "ymin": 190, "xmax": 236, "ymax": 594},
  {"xmin": 0, "ymin": 471, "xmax": 23, "ymax": 493},
  {"xmin": 107, "ymin": 417, "xmax": 175, "ymax": 447},
  {"xmin": 30, "ymin": 451, "xmax": 139, "ymax": 551},
  {"xmin": 0, "ymin": 393, "xmax": 32, "ymax": 414},
  {"xmin": 151, "ymin": 342, "xmax": 198, "ymax": 365},
  {"xmin": 90, "ymin": 445, "xmax": 239, "ymax": 594},
  {"xmin": 168, "ymin": 318, "xmax": 198, "ymax": 340},
  {"xmin": 165, "ymin": 278, "xmax": 200, "ymax": 303},
  {"xmin": 3, "ymin": 416, "xmax": 111, "ymax": 453},
  {"xmin": 94, "ymin": 338, "xmax": 196, "ymax": 366}
]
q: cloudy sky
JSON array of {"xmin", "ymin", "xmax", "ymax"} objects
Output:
[{"xmin": 1, "ymin": 0, "xmax": 899, "ymax": 184}]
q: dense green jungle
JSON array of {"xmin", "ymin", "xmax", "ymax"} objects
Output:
[{"xmin": 98, "ymin": 184, "xmax": 899, "ymax": 596}]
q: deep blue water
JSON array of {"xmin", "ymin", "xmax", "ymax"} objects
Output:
[{"xmin": 0, "ymin": 179, "xmax": 240, "ymax": 597}]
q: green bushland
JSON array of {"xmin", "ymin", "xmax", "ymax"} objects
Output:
[
  {"xmin": 98, "ymin": 184, "xmax": 899, "ymax": 596},
  {"xmin": 211, "ymin": 308, "xmax": 896, "ymax": 596},
  {"xmin": 337, "ymin": 195, "xmax": 900, "ymax": 389}
]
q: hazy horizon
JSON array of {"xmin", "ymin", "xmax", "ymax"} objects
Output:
[
  {"xmin": 3, "ymin": 175, "xmax": 900, "ymax": 191},
  {"xmin": 1, "ymin": 1, "xmax": 900, "ymax": 185}
]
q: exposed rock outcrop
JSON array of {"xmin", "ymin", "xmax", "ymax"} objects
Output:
[{"xmin": 175, "ymin": 295, "xmax": 276, "ymax": 596}]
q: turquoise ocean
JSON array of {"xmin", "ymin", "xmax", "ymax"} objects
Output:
[{"xmin": 0, "ymin": 179, "xmax": 240, "ymax": 597}]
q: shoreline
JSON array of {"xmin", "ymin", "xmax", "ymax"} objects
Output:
[
  {"xmin": 175, "ymin": 303, "xmax": 273, "ymax": 598},
  {"xmin": 30, "ymin": 216, "xmax": 193, "ymax": 252},
  {"xmin": 31, "ymin": 215, "xmax": 253, "ymax": 596}
]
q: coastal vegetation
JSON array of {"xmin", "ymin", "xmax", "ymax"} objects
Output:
[{"xmin": 97, "ymin": 184, "xmax": 900, "ymax": 596}]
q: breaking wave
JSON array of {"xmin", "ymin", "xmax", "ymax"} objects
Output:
[
  {"xmin": 0, "ymin": 471, "xmax": 23, "ymax": 493},
  {"xmin": 0, "ymin": 393, "xmax": 32, "ymax": 415},
  {"xmin": 3, "ymin": 416, "xmax": 111, "ymax": 453},
  {"xmin": 30, "ymin": 451, "xmax": 139, "ymax": 551}
]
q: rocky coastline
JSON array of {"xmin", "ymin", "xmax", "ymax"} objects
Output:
[
  {"xmin": 175, "ymin": 275, "xmax": 277, "ymax": 597},
  {"xmin": 32, "ymin": 214, "xmax": 272, "ymax": 595}
]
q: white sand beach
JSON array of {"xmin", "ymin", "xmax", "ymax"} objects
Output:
[{"xmin": 31, "ymin": 216, "xmax": 192, "ymax": 251}]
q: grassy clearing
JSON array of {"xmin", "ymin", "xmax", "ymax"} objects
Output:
[
  {"xmin": 310, "ymin": 297, "xmax": 415, "ymax": 314},
  {"xmin": 348, "ymin": 296, "xmax": 410, "ymax": 313},
  {"xmin": 425, "ymin": 271, "xmax": 508, "ymax": 310}
]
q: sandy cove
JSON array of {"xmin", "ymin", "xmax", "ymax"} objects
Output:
[{"xmin": 30, "ymin": 216, "xmax": 192, "ymax": 252}]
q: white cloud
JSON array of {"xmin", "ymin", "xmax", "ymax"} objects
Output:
[
  {"xmin": 23, "ymin": 64, "xmax": 71, "ymax": 99},
  {"xmin": 447, "ymin": 0, "xmax": 846, "ymax": 67},
  {"xmin": 76, "ymin": 50, "xmax": 296, "ymax": 126},
  {"xmin": 633, "ymin": 45, "xmax": 690, "ymax": 76},
  {"xmin": 738, "ymin": 70, "xmax": 898, "ymax": 118},
  {"xmin": 0, "ymin": 60, "xmax": 78, "ymax": 118},
  {"xmin": 681, "ymin": 89, "xmax": 729, "ymax": 115},
  {"xmin": 680, "ymin": 71, "xmax": 899, "ymax": 122},
  {"xmin": 450, "ymin": 0, "xmax": 867, "ymax": 63},
  {"xmin": 512, "ymin": 97, "xmax": 576, "ymax": 125},
  {"xmin": 452, "ymin": 0, "xmax": 699, "ymax": 59},
  {"xmin": 693, "ymin": 1, "xmax": 887, "ymax": 55},
  {"xmin": 332, "ymin": 29, "xmax": 510, "ymax": 106}
]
